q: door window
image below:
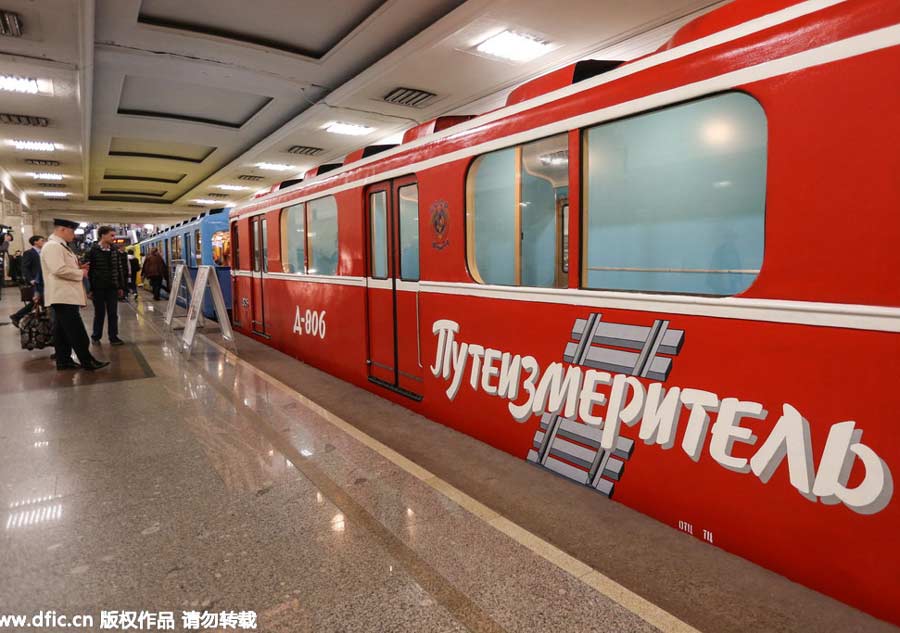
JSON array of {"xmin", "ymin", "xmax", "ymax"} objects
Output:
[
  {"xmin": 398, "ymin": 184, "xmax": 419, "ymax": 281},
  {"xmin": 251, "ymin": 221, "xmax": 260, "ymax": 272},
  {"xmin": 370, "ymin": 191, "xmax": 388, "ymax": 279}
]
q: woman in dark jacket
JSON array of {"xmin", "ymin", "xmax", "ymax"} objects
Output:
[{"xmin": 140, "ymin": 248, "xmax": 168, "ymax": 300}]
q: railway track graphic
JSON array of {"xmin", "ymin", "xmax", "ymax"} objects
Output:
[{"xmin": 527, "ymin": 313, "xmax": 684, "ymax": 497}]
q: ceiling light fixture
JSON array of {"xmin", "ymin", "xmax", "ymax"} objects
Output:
[
  {"xmin": 31, "ymin": 172, "xmax": 63, "ymax": 180},
  {"xmin": 40, "ymin": 191, "xmax": 68, "ymax": 198},
  {"xmin": 539, "ymin": 150, "xmax": 569, "ymax": 166},
  {"xmin": 255, "ymin": 162, "xmax": 294, "ymax": 172},
  {"xmin": 475, "ymin": 30, "xmax": 554, "ymax": 63},
  {"xmin": 323, "ymin": 121, "xmax": 375, "ymax": 136},
  {"xmin": 8, "ymin": 140, "xmax": 57, "ymax": 152},
  {"xmin": 216, "ymin": 184, "xmax": 249, "ymax": 191},
  {"xmin": 0, "ymin": 75, "xmax": 37, "ymax": 94},
  {"xmin": 192, "ymin": 198, "xmax": 225, "ymax": 205}
]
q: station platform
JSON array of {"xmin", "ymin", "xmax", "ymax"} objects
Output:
[{"xmin": 0, "ymin": 290, "xmax": 895, "ymax": 633}]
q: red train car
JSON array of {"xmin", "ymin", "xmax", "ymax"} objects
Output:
[{"xmin": 230, "ymin": 0, "xmax": 900, "ymax": 623}]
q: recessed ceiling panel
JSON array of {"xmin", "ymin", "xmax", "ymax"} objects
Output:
[
  {"xmin": 118, "ymin": 75, "xmax": 272, "ymax": 128},
  {"xmin": 89, "ymin": 195, "xmax": 172, "ymax": 204},
  {"xmin": 109, "ymin": 137, "xmax": 216, "ymax": 163},
  {"xmin": 100, "ymin": 187, "xmax": 168, "ymax": 197},
  {"xmin": 104, "ymin": 168, "xmax": 186, "ymax": 183},
  {"xmin": 138, "ymin": 0, "xmax": 385, "ymax": 59}
]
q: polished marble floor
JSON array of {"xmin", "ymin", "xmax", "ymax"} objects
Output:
[{"xmin": 0, "ymin": 289, "xmax": 895, "ymax": 633}]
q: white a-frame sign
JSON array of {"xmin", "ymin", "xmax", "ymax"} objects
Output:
[
  {"xmin": 181, "ymin": 265, "xmax": 235, "ymax": 354},
  {"xmin": 164, "ymin": 264, "xmax": 196, "ymax": 330}
]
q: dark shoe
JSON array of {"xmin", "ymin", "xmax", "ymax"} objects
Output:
[
  {"xmin": 9, "ymin": 315, "xmax": 20, "ymax": 328},
  {"xmin": 50, "ymin": 353, "xmax": 57, "ymax": 361},
  {"xmin": 91, "ymin": 337, "xmax": 101, "ymax": 344},
  {"xmin": 82, "ymin": 359, "xmax": 110, "ymax": 371},
  {"xmin": 109, "ymin": 338, "xmax": 125, "ymax": 346},
  {"xmin": 56, "ymin": 361, "xmax": 81, "ymax": 370}
]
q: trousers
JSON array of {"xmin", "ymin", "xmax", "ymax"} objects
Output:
[
  {"xmin": 149, "ymin": 276, "xmax": 163, "ymax": 300},
  {"xmin": 52, "ymin": 303, "xmax": 93, "ymax": 366},
  {"xmin": 91, "ymin": 287, "xmax": 119, "ymax": 340}
]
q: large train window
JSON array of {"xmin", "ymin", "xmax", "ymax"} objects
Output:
[
  {"xmin": 398, "ymin": 184, "xmax": 419, "ymax": 281},
  {"xmin": 466, "ymin": 133, "xmax": 568, "ymax": 287},
  {"xmin": 583, "ymin": 92, "xmax": 766, "ymax": 296},
  {"xmin": 307, "ymin": 196, "xmax": 338, "ymax": 275},
  {"xmin": 281, "ymin": 203, "xmax": 306, "ymax": 273},
  {"xmin": 212, "ymin": 231, "xmax": 230, "ymax": 266}
]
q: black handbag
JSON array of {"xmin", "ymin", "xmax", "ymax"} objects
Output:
[{"xmin": 19, "ymin": 284, "xmax": 34, "ymax": 303}]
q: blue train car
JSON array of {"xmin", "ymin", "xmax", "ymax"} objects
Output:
[{"xmin": 137, "ymin": 208, "xmax": 232, "ymax": 320}]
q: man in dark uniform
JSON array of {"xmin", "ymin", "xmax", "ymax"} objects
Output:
[
  {"xmin": 8, "ymin": 235, "xmax": 45, "ymax": 327},
  {"xmin": 40, "ymin": 219, "xmax": 109, "ymax": 371},
  {"xmin": 86, "ymin": 226, "xmax": 128, "ymax": 345}
]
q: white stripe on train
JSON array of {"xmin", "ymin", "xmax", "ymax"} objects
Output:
[{"xmin": 230, "ymin": 273, "xmax": 900, "ymax": 333}]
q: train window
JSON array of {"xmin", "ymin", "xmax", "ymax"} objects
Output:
[
  {"xmin": 560, "ymin": 202, "xmax": 569, "ymax": 281},
  {"xmin": 281, "ymin": 203, "xmax": 306, "ymax": 274},
  {"xmin": 398, "ymin": 184, "xmax": 419, "ymax": 281},
  {"xmin": 171, "ymin": 235, "xmax": 183, "ymax": 262},
  {"xmin": 212, "ymin": 231, "xmax": 231, "ymax": 266},
  {"xmin": 583, "ymin": 92, "xmax": 766, "ymax": 295},
  {"xmin": 260, "ymin": 219, "xmax": 269, "ymax": 273},
  {"xmin": 231, "ymin": 223, "xmax": 240, "ymax": 270},
  {"xmin": 307, "ymin": 196, "xmax": 338, "ymax": 275},
  {"xmin": 194, "ymin": 230, "xmax": 202, "ymax": 264},
  {"xmin": 466, "ymin": 133, "xmax": 569, "ymax": 287},
  {"xmin": 370, "ymin": 190, "xmax": 388, "ymax": 279},
  {"xmin": 251, "ymin": 221, "xmax": 261, "ymax": 272}
]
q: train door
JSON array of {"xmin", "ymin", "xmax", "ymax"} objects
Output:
[
  {"xmin": 365, "ymin": 176, "xmax": 423, "ymax": 400},
  {"xmin": 249, "ymin": 216, "xmax": 268, "ymax": 336}
]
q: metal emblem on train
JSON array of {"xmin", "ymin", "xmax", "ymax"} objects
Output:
[
  {"xmin": 430, "ymin": 315, "xmax": 892, "ymax": 514},
  {"xmin": 430, "ymin": 199, "xmax": 450, "ymax": 250}
]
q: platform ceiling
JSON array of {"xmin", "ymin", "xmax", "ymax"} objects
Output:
[{"xmin": 0, "ymin": 0, "xmax": 723, "ymax": 224}]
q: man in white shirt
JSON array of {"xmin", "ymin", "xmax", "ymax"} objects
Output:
[{"xmin": 40, "ymin": 219, "xmax": 109, "ymax": 371}]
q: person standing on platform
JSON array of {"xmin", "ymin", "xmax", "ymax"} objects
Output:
[
  {"xmin": 9, "ymin": 250, "xmax": 21, "ymax": 284},
  {"xmin": 141, "ymin": 247, "xmax": 167, "ymax": 301},
  {"xmin": 86, "ymin": 227, "xmax": 128, "ymax": 345},
  {"xmin": 40, "ymin": 219, "xmax": 109, "ymax": 371},
  {"xmin": 0, "ymin": 233, "xmax": 12, "ymax": 281},
  {"xmin": 9, "ymin": 235, "xmax": 45, "ymax": 327},
  {"xmin": 126, "ymin": 248, "xmax": 140, "ymax": 296}
]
